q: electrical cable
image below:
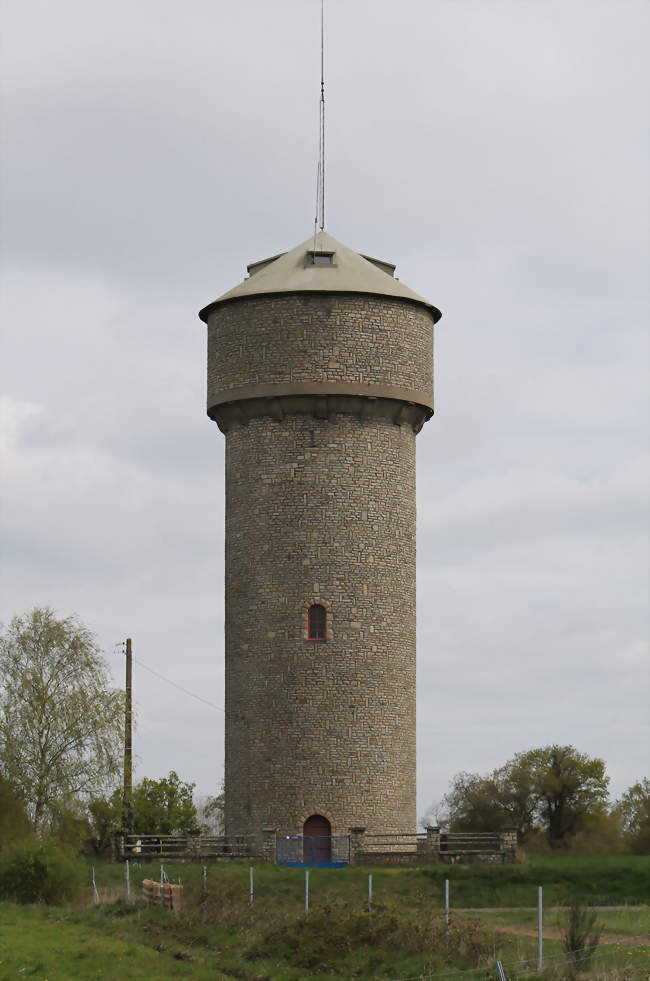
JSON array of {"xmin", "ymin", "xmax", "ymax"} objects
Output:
[
  {"xmin": 131, "ymin": 654, "xmax": 224, "ymax": 713},
  {"xmin": 114, "ymin": 645, "xmax": 224, "ymax": 713}
]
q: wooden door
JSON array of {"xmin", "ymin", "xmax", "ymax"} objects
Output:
[{"xmin": 303, "ymin": 814, "xmax": 331, "ymax": 863}]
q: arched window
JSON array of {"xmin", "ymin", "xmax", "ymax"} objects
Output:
[{"xmin": 308, "ymin": 604, "xmax": 326, "ymax": 641}]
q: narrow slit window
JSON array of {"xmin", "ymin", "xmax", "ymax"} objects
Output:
[
  {"xmin": 313, "ymin": 253, "xmax": 333, "ymax": 266},
  {"xmin": 308, "ymin": 604, "xmax": 326, "ymax": 641}
]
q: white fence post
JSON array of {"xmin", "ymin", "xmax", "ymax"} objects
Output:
[
  {"xmin": 92, "ymin": 865, "xmax": 99, "ymax": 904},
  {"xmin": 125, "ymin": 859, "xmax": 130, "ymax": 900},
  {"xmin": 538, "ymin": 885, "xmax": 543, "ymax": 970},
  {"xmin": 445, "ymin": 878, "xmax": 450, "ymax": 932},
  {"xmin": 305, "ymin": 869, "xmax": 309, "ymax": 920},
  {"xmin": 160, "ymin": 864, "xmax": 164, "ymax": 908},
  {"xmin": 368, "ymin": 873, "xmax": 373, "ymax": 919}
]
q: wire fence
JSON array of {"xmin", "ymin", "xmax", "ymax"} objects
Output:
[
  {"xmin": 390, "ymin": 942, "xmax": 649, "ymax": 981},
  {"xmin": 88, "ymin": 862, "xmax": 648, "ymax": 980}
]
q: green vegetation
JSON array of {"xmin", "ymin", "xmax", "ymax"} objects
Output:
[
  {"xmin": 429, "ymin": 745, "xmax": 649, "ymax": 856},
  {"xmin": 87, "ymin": 854, "xmax": 650, "ymax": 909},
  {"xmin": 0, "ymin": 775, "xmax": 31, "ymax": 846},
  {"xmin": 88, "ymin": 770, "xmax": 199, "ymax": 846},
  {"xmin": 0, "ymin": 607, "xmax": 124, "ymax": 834},
  {"xmin": 617, "ymin": 778, "xmax": 650, "ymax": 854},
  {"xmin": 0, "ymin": 857, "xmax": 648, "ymax": 979},
  {"xmin": 0, "ymin": 838, "xmax": 84, "ymax": 904},
  {"xmin": 422, "ymin": 854, "xmax": 650, "ymax": 907},
  {"xmin": 436, "ymin": 745, "xmax": 610, "ymax": 844}
]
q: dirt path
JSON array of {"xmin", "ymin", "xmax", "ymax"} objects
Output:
[
  {"xmin": 458, "ymin": 907, "xmax": 646, "ymax": 913},
  {"xmin": 478, "ymin": 923, "xmax": 649, "ymax": 946}
]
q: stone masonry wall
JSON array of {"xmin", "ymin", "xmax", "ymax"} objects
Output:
[
  {"xmin": 207, "ymin": 293, "xmax": 433, "ymax": 404},
  {"xmin": 224, "ymin": 412, "xmax": 417, "ymax": 837},
  {"xmin": 209, "ymin": 290, "xmax": 434, "ymax": 839}
]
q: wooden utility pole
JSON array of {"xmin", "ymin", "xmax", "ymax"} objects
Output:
[{"xmin": 123, "ymin": 637, "xmax": 133, "ymax": 833}]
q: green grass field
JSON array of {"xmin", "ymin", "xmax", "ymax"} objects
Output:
[
  {"xmin": 0, "ymin": 855, "xmax": 648, "ymax": 980},
  {"xmin": 89, "ymin": 854, "xmax": 650, "ymax": 910}
]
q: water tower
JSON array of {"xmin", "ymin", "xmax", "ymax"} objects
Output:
[{"xmin": 199, "ymin": 230, "xmax": 441, "ymax": 844}]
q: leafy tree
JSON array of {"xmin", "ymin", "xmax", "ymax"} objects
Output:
[
  {"xmin": 196, "ymin": 782, "xmax": 225, "ymax": 834},
  {"xmin": 440, "ymin": 760, "xmax": 537, "ymax": 839},
  {"xmin": 87, "ymin": 793, "xmax": 122, "ymax": 856},
  {"xmin": 515, "ymin": 745, "xmax": 609, "ymax": 844},
  {"xmin": 130, "ymin": 770, "xmax": 197, "ymax": 834},
  {"xmin": 0, "ymin": 776, "xmax": 32, "ymax": 850},
  {"xmin": 438, "ymin": 745, "xmax": 610, "ymax": 846},
  {"xmin": 0, "ymin": 608, "xmax": 124, "ymax": 833},
  {"xmin": 617, "ymin": 778, "xmax": 650, "ymax": 854}
]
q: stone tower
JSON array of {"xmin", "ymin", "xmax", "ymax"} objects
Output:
[{"xmin": 199, "ymin": 231, "xmax": 441, "ymax": 839}]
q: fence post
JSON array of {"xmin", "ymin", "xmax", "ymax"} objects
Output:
[
  {"xmin": 249, "ymin": 866, "xmax": 254, "ymax": 913},
  {"xmin": 499, "ymin": 827, "xmax": 518, "ymax": 863},
  {"xmin": 262, "ymin": 827, "xmax": 277, "ymax": 864},
  {"xmin": 424, "ymin": 825, "xmax": 441, "ymax": 864},
  {"xmin": 125, "ymin": 859, "xmax": 130, "ymax": 900},
  {"xmin": 160, "ymin": 864, "xmax": 164, "ymax": 908},
  {"xmin": 92, "ymin": 865, "xmax": 99, "ymax": 904},
  {"xmin": 368, "ymin": 874, "xmax": 373, "ymax": 920},
  {"xmin": 348, "ymin": 826, "xmax": 366, "ymax": 866},
  {"xmin": 537, "ymin": 885, "xmax": 543, "ymax": 970},
  {"xmin": 305, "ymin": 869, "xmax": 309, "ymax": 920},
  {"xmin": 445, "ymin": 878, "xmax": 450, "ymax": 932}
]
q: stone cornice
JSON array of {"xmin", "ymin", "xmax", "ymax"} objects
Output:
[{"xmin": 208, "ymin": 382, "xmax": 434, "ymax": 434}]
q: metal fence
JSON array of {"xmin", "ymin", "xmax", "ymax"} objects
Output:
[
  {"xmin": 358, "ymin": 832, "xmax": 512, "ymax": 864},
  {"xmin": 276, "ymin": 834, "xmax": 350, "ymax": 868},
  {"xmin": 439, "ymin": 832, "xmax": 503, "ymax": 855},
  {"xmin": 123, "ymin": 833, "xmax": 256, "ymax": 860}
]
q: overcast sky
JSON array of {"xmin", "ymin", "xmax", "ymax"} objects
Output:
[{"xmin": 1, "ymin": 0, "xmax": 648, "ymax": 819}]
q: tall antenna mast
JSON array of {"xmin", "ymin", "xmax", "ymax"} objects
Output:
[{"xmin": 314, "ymin": 0, "xmax": 325, "ymax": 241}]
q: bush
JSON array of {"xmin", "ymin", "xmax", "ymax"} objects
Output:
[
  {"xmin": 0, "ymin": 776, "xmax": 32, "ymax": 850},
  {"xmin": 561, "ymin": 902, "xmax": 603, "ymax": 979},
  {"xmin": 0, "ymin": 838, "xmax": 84, "ymax": 904}
]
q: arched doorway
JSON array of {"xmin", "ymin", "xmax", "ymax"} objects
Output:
[{"xmin": 303, "ymin": 814, "xmax": 331, "ymax": 864}]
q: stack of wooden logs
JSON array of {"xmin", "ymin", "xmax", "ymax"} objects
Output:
[{"xmin": 142, "ymin": 879, "xmax": 183, "ymax": 910}]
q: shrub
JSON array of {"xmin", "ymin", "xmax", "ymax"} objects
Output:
[
  {"xmin": 0, "ymin": 776, "xmax": 32, "ymax": 850},
  {"xmin": 0, "ymin": 838, "xmax": 84, "ymax": 904},
  {"xmin": 561, "ymin": 902, "xmax": 603, "ymax": 979}
]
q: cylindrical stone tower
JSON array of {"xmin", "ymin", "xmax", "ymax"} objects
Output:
[{"xmin": 199, "ymin": 232, "xmax": 441, "ymax": 839}]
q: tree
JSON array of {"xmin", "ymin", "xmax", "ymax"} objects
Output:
[
  {"xmin": 515, "ymin": 745, "xmax": 609, "ymax": 844},
  {"xmin": 87, "ymin": 793, "xmax": 122, "ymax": 856},
  {"xmin": 196, "ymin": 782, "xmax": 225, "ymax": 835},
  {"xmin": 440, "ymin": 760, "xmax": 537, "ymax": 839},
  {"xmin": 0, "ymin": 608, "xmax": 124, "ymax": 833},
  {"xmin": 0, "ymin": 776, "xmax": 32, "ymax": 850},
  {"xmin": 617, "ymin": 778, "xmax": 650, "ymax": 854},
  {"xmin": 436, "ymin": 744, "xmax": 610, "ymax": 846},
  {"xmin": 130, "ymin": 771, "xmax": 197, "ymax": 834}
]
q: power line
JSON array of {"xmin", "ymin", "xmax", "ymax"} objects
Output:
[
  {"xmin": 132, "ymin": 654, "xmax": 224, "ymax": 713},
  {"xmin": 113, "ymin": 644, "xmax": 224, "ymax": 713}
]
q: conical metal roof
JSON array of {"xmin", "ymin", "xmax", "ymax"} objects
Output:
[{"xmin": 199, "ymin": 231, "xmax": 441, "ymax": 322}]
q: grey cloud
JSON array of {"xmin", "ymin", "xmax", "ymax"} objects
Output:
[{"xmin": 1, "ymin": 0, "xmax": 647, "ymax": 808}]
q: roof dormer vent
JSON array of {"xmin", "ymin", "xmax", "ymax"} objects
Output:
[{"xmin": 306, "ymin": 250, "xmax": 335, "ymax": 267}]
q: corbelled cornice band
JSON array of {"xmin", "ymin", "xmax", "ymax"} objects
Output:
[{"xmin": 207, "ymin": 381, "xmax": 434, "ymax": 434}]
